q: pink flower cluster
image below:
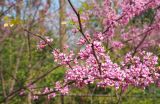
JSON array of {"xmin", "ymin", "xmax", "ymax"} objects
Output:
[
  {"xmin": 42, "ymin": 87, "xmax": 56, "ymax": 99},
  {"xmin": 99, "ymin": 0, "xmax": 160, "ymax": 46},
  {"xmin": 52, "ymin": 49, "xmax": 74, "ymax": 65},
  {"xmin": 37, "ymin": 36, "xmax": 53, "ymax": 49},
  {"xmin": 55, "ymin": 81, "xmax": 69, "ymax": 95},
  {"xmin": 122, "ymin": 51, "xmax": 159, "ymax": 89},
  {"xmin": 111, "ymin": 41, "xmax": 124, "ymax": 49},
  {"xmin": 64, "ymin": 51, "xmax": 159, "ymax": 91}
]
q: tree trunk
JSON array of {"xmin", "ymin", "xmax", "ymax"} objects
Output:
[{"xmin": 59, "ymin": 0, "xmax": 67, "ymax": 52}]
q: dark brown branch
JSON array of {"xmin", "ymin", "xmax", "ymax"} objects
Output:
[
  {"xmin": 68, "ymin": 0, "xmax": 90, "ymax": 43},
  {"xmin": 68, "ymin": 0, "xmax": 102, "ymax": 74},
  {"xmin": 0, "ymin": 4, "xmax": 15, "ymax": 18},
  {"xmin": 91, "ymin": 43, "xmax": 102, "ymax": 74},
  {"xmin": 132, "ymin": 33, "xmax": 149, "ymax": 56},
  {"xmin": 23, "ymin": 28, "xmax": 54, "ymax": 49}
]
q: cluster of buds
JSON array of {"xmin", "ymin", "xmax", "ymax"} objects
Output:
[{"xmin": 37, "ymin": 37, "xmax": 53, "ymax": 49}]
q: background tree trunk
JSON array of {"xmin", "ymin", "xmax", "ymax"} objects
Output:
[
  {"xmin": 59, "ymin": 0, "xmax": 67, "ymax": 52},
  {"xmin": 59, "ymin": 1, "xmax": 66, "ymax": 102}
]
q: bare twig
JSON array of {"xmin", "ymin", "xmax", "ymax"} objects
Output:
[
  {"xmin": 23, "ymin": 28, "xmax": 54, "ymax": 49},
  {"xmin": 68, "ymin": 0, "xmax": 90, "ymax": 43},
  {"xmin": 0, "ymin": 4, "xmax": 15, "ymax": 18}
]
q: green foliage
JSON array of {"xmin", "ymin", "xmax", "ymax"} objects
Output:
[{"xmin": 130, "ymin": 8, "xmax": 155, "ymax": 26}]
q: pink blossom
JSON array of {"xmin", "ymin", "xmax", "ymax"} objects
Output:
[
  {"xmin": 48, "ymin": 93, "xmax": 56, "ymax": 99},
  {"xmin": 33, "ymin": 96, "xmax": 39, "ymax": 100},
  {"xmin": 55, "ymin": 81, "xmax": 69, "ymax": 95},
  {"xmin": 37, "ymin": 36, "xmax": 53, "ymax": 49},
  {"xmin": 111, "ymin": 41, "xmax": 124, "ymax": 49}
]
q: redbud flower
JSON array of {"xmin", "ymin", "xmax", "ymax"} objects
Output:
[{"xmin": 37, "ymin": 37, "xmax": 53, "ymax": 49}]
